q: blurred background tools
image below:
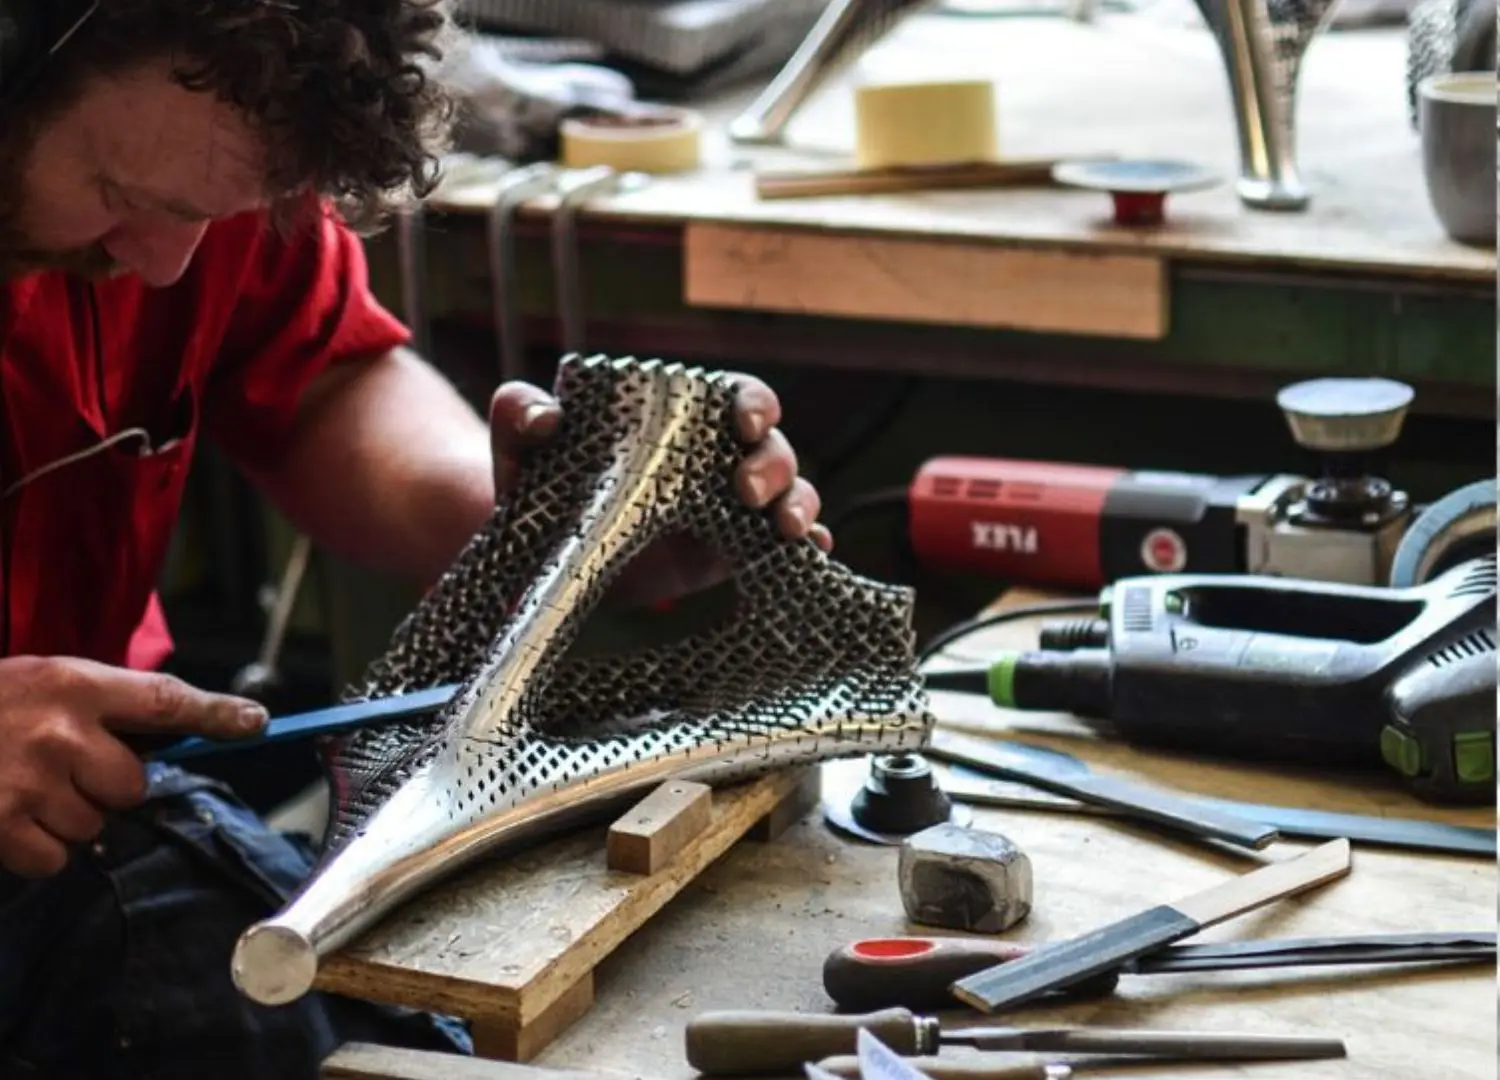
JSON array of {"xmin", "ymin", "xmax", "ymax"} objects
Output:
[
  {"xmin": 925, "ymin": 554, "xmax": 1498, "ymax": 803},
  {"xmin": 717, "ymin": 0, "xmax": 1336, "ymax": 210},
  {"xmin": 900, "ymin": 378, "xmax": 1495, "ymax": 593},
  {"xmin": 822, "ymin": 931, "xmax": 1498, "ymax": 1012},
  {"xmin": 683, "ymin": 1005, "xmax": 1346, "ymax": 1076}
]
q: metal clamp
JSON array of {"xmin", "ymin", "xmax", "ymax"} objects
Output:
[
  {"xmin": 727, "ymin": 0, "xmax": 934, "ymax": 145},
  {"xmin": 550, "ymin": 166, "xmax": 651, "ymax": 357},
  {"xmin": 485, "ymin": 162, "xmax": 561, "ymax": 381}
]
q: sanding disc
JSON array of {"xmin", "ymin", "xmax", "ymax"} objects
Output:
[{"xmin": 822, "ymin": 795, "xmax": 973, "ymax": 846}]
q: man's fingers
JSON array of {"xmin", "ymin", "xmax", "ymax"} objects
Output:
[
  {"xmin": 736, "ymin": 428, "xmax": 798, "ymax": 509},
  {"xmin": 810, "ymin": 523, "xmax": 835, "ymax": 553},
  {"xmin": 36, "ymin": 787, "xmax": 106, "ymax": 845},
  {"xmin": 0, "ymin": 821, "xmax": 69, "ymax": 879},
  {"xmin": 490, "ymin": 382, "xmax": 561, "ymax": 494},
  {"xmin": 773, "ymin": 477, "xmax": 823, "ymax": 540},
  {"xmin": 72, "ymin": 732, "xmax": 150, "ymax": 810},
  {"xmin": 78, "ymin": 667, "xmax": 267, "ymax": 738},
  {"xmin": 730, "ymin": 375, "xmax": 782, "ymax": 443}
]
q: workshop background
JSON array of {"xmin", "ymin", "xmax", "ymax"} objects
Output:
[{"xmin": 151, "ymin": 0, "xmax": 1496, "ymax": 816}]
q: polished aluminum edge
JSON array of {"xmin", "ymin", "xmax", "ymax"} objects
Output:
[
  {"xmin": 727, "ymin": 0, "xmax": 935, "ymax": 145},
  {"xmin": 1196, "ymin": 0, "xmax": 1343, "ymax": 210},
  {"xmin": 232, "ymin": 354, "xmax": 934, "ymax": 1005}
]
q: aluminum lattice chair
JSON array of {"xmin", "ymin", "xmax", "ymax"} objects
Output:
[{"xmin": 230, "ymin": 354, "xmax": 935, "ymax": 1006}]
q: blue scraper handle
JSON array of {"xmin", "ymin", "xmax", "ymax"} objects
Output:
[{"xmin": 142, "ymin": 683, "xmax": 461, "ymax": 762}]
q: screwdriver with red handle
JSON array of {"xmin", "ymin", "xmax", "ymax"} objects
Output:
[{"xmin": 822, "ymin": 932, "xmax": 1497, "ymax": 1013}]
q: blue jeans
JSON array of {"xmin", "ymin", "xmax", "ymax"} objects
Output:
[{"xmin": 0, "ymin": 764, "xmax": 471, "ymax": 1079}]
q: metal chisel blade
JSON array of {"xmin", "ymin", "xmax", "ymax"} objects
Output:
[
  {"xmin": 948, "ymin": 1026, "xmax": 1347, "ymax": 1060},
  {"xmin": 1128, "ymin": 931, "xmax": 1496, "ymax": 973}
]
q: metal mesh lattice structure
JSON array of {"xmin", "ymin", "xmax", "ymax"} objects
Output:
[{"xmin": 229, "ymin": 354, "xmax": 934, "ymax": 1006}]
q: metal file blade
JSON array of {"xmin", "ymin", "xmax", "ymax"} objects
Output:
[{"xmin": 950, "ymin": 839, "xmax": 1354, "ymax": 1012}]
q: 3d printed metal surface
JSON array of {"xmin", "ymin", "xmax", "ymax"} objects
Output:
[{"xmin": 231, "ymin": 354, "xmax": 935, "ymax": 1005}]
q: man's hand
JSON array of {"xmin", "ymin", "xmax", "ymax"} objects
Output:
[
  {"xmin": 0, "ymin": 658, "xmax": 267, "ymax": 879},
  {"xmin": 489, "ymin": 374, "xmax": 831, "ymax": 605}
]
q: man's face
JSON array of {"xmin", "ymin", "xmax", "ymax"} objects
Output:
[{"xmin": 0, "ymin": 59, "xmax": 273, "ymax": 286}]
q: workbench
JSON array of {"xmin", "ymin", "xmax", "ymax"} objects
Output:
[
  {"xmin": 317, "ymin": 590, "xmax": 1496, "ymax": 1080},
  {"xmin": 372, "ymin": 8, "xmax": 1497, "ymax": 419}
]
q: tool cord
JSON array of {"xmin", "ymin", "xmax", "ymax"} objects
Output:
[{"xmin": 918, "ymin": 597, "xmax": 1098, "ymax": 665}]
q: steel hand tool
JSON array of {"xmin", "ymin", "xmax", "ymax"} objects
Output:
[
  {"xmin": 950, "ymin": 839, "xmax": 1352, "ymax": 1013},
  {"xmin": 813, "ymin": 1056, "xmax": 1069, "ymax": 1080},
  {"xmin": 684, "ymin": 1005, "xmax": 1346, "ymax": 1076},
  {"xmin": 128, "ymin": 683, "xmax": 459, "ymax": 762},
  {"xmin": 824, "ymin": 931, "xmax": 1497, "ymax": 1011}
]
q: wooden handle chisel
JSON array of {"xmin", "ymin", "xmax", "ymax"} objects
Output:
[
  {"xmin": 951, "ymin": 838, "xmax": 1353, "ymax": 1012},
  {"xmin": 684, "ymin": 1005, "xmax": 1347, "ymax": 1076}
]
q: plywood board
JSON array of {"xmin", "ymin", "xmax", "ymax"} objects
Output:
[
  {"xmin": 682, "ymin": 222, "xmax": 1169, "ymax": 338},
  {"xmin": 313, "ymin": 768, "xmax": 809, "ymax": 1057}
]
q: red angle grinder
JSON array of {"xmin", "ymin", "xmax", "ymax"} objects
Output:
[{"xmin": 905, "ymin": 378, "xmax": 1495, "ymax": 591}]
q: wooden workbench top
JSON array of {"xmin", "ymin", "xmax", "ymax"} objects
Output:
[
  {"xmin": 427, "ymin": 12, "xmax": 1495, "ymax": 285},
  {"xmin": 515, "ymin": 592, "xmax": 1495, "ymax": 1080}
]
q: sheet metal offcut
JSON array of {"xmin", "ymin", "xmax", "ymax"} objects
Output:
[{"xmin": 231, "ymin": 354, "xmax": 935, "ymax": 1005}]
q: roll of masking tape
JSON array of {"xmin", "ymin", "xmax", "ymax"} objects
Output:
[
  {"xmin": 854, "ymin": 79, "xmax": 999, "ymax": 170},
  {"xmin": 559, "ymin": 108, "xmax": 703, "ymax": 174}
]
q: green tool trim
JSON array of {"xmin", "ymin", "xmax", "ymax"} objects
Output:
[{"xmin": 987, "ymin": 653, "xmax": 1019, "ymax": 707}]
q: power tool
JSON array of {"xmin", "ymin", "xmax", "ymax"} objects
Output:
[
  {"xmin": 905, "ymin": 376, "xmax": 1495, "ymax": 591},
  {"xmin": 926, "ymin": 555, "xmax": 1498, "ymax": 804}
]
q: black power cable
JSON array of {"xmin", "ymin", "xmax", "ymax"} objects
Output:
[{"xmin": 918, "ymin": 597, "xmax": 1099, "ymax": 665}]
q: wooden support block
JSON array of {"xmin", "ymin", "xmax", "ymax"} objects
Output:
[
  {"xmin": 683, "ymin": 222, "xmax": 1169, "ymax": 340},
  {"xmin": 322, "ymin": 1041, "xmax": 609, "ymax": 1079},
  {"xmin": 748, "ymin": 765, "xmax": 821, "ymax": 843},
  {"xmin": 471, "ymin": 972, "xmax": 595, "ymax": 1063},
  {"xmin": 313, "ymin": 769, "xmax": 806, "ymax": 1063},
  {"xmin": 606, "ymin": 780, "xmax": 712, "ymax": 875}
]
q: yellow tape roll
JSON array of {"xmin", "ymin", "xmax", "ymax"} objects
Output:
[
  {"xmin": 559, "ymin": 108, "xmax": 703, "ymax": 174},
  {"xmin": 854, "ymin": 80, "xmax": 999, "ymax": 169}
]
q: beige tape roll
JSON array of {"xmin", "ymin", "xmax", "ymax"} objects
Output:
[
  {"xmin": 559, "ymin": 108, "xmax": 703, "ymax": 174},
  {"xmin": 853, "ymin": 80, "xmax": 999, "ymax": 169}
]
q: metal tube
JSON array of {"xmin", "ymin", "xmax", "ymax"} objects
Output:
[
  {"xmin": 728, "ymin": 0, "xmax": 936, "ymax": 145},
  {"xmin": 485, "ymin": 163, "xmax": 561, "ymax": 380}
]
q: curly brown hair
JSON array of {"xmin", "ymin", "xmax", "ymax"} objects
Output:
[{"xmin": 20, "ymin": 0, "xmax": 458, "ymax": 232}]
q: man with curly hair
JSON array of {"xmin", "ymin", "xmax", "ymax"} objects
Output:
[{"xmin": 0, "ymin": 3, "xmax": 831, "ymax": 1077}]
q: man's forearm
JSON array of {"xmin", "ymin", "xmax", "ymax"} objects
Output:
[{"xmin": 252, "ymin": 348, "xmax": 496, "ymax": 584}]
